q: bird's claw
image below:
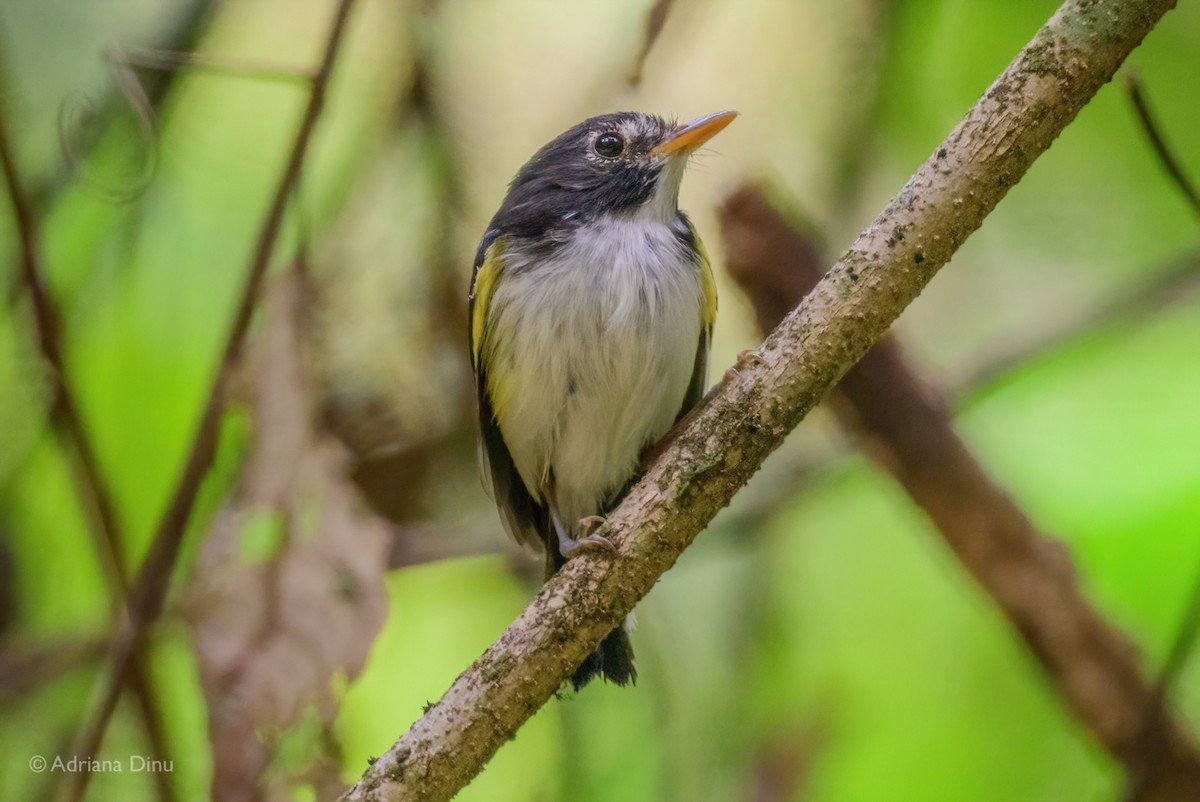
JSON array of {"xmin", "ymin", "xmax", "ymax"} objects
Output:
[
  {"xmin": 558, "ymin": 532, "xmax": 617, "ymax": 558},
  {"xmin": 723, "ymin": 349, "xmax": 766, "ymax": 381},
  {"xmin": 579, "ymin": 515, "xmax": 608, "ymax": 535},
  {"xmin": 557, "ymin": 516, "xmax": 617, "ymax": 558}
]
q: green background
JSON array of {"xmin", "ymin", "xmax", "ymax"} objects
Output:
[{"xmin": 2, "ymin": 1, "xmax": 1199, "ymax": 800}]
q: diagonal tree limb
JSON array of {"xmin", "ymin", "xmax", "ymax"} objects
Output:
[
  {"xmin": 340, "ymin": 1, "xmax": 1182, "ymax": 800},
  {"xmin": 720, "ymin": 184, "xmax": 1200, "ymax": 800},
  {"xmin": 60, "ymin": 2, "xmax": 359, "ymax": 800}
]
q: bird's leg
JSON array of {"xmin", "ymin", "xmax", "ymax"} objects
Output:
[
  {"xmin": 544, "ymin": 482, "xmax": 616, "ymax": 558},
  {"xmin": 557, "ymin": 511, "xmax": 616, "ymax": 557}
]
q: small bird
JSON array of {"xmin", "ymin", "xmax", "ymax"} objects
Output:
[{"xmin": 469, "ymin": 110, "xmax": 737, "ymax": 689}]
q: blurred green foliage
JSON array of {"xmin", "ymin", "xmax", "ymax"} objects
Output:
[{"xmin": 2, "ymin": 1, "xmax": 1199, "ymax": 801}]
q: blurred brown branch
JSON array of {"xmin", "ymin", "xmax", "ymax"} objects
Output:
[
  {"xmin": 59, "ymin": 2, "xmax": 360, "ymax": 801},
  {"xmin": 340, "ymin": 1, "xmax": 1180, "ymax": 799},
  {"xmin": 0, "ymin": 48, "xmax": 177, "ymax": 802},
  {"xmin": 326, "ymin": 0, "xmax": 479, "ymax": 551},
  {"xmin": 745, "ymin": 722, "xmax": 823, "ymax": 802},
  {"xmin": 720, "ymin": 183, "xmax": 1200, "ymax": 801},
  {"xmin": 0, "ymin": 63, "xmax": 126, "ymax": 621},
  {"xmin": 0, "ymin": 638, "xmax": 107, "ymax": 702},
  {"xmin": 626, "ymin": 0, "xmax": 678, "ymax": 88}
]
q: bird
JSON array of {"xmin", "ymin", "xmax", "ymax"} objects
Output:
[{"xmin": 468, "ymin": 110, "xmax": 737, "ymax": 689}]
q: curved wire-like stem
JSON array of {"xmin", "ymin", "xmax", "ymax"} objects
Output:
[{"xmin": 1125, "ymin": 71, "xmax": 1200, "ymax": 221}]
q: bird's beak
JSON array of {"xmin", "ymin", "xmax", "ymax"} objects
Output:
[{"xmin": 653, "ymin": 110, "xmax": 739, "ymax": 157}]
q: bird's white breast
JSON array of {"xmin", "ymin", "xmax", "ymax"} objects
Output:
[{"xmin": 485, "ymin": 216, "xmax": 705, "ymax": 527}]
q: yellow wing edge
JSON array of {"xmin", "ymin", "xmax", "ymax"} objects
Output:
[
  {"xmin": 690, "ymin": 219, "xmax": 718, "ymax": 329},
  {"xmin": 469, "ymin": 237, "xmax": 506, "ymax": 367}
]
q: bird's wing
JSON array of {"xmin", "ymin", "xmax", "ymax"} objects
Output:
[
  {"xmin": 469, "ymin": 231, "xmax": 548, "ymax": 552},
  {"xmin": 681, "ymin": 219, "xmax": 717, "ymax": 415}
]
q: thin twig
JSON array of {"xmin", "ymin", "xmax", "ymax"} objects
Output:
[
  {"xmin": 60, "ymin": 2, "xmax": 360, "ymax": 800},
  {"xmin": 828, "ymin": 0, "xmax": 903, "ymax": 215},
  {"xmin": 111, "ymin": 45, "xmax": 316, "ymax": 84},
  {"xmin": 58, "ymin": 47, "xmax": 160, "ymax": 204},
  {"xmin": 126, "ymin": 654, "xmax": 178, "ymax": 802},
  {"xmin": 626, "ymin": 0, "xmax": 678, "ymax": 88},
  {"xmin": 5, "ymin": 0, "xmax": 213, "ymax": 306},
  {"xmin": 0, "ymin": 11, "xmax": 236, "ymax": 799},
  {"xmin": 1, "ymin": 55, "xmax": 179, "ymax": 802},
  {"xmin": 0, "ymin": 637, "xmax": 108, "ymax": 702},
  {"xmin": 1125, "ymin": 540, "xmax": 1200, "ymax": 801},
  {"xmin": 1125, "ymin": 71, "xmax": 1200, "ymax": 221},
  {"xmin": 0, "ymin": 65, "xmax": 126, "ymax": 602},
  {"xmin": 340, "ymin": 2, "xmax": 1182, "ymax": 799}
]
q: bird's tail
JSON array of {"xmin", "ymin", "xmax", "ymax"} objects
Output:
[
  {"xmin": 544, "ymin": 541, "xmax": 637, "ymax": 690},
  {"xmin": 572, "ymin": 624, "xmax": 636, "ymax": 691}
]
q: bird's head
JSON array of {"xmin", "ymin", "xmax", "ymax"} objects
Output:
[{"xmin": 492, "ymin": 110, "xmax": 737, "ymax": 237}]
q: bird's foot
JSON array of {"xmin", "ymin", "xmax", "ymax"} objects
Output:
[
  {"xmin": 579, "ymin": 515, "xmax": 608, "ymax": 536},
  {"xmin": 724, "ymin": 349, "xmax": 766, "ymax": 381},
  {"xmin": 557, "ymin": 516, "xmax": 616, "ymax": 558}
]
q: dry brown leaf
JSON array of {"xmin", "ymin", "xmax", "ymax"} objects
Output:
[{"xmin": 185, "ymin": 273, "xmax": 390, "ymax": 802}]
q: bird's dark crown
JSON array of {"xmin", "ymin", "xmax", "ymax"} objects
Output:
[{"xmin": 488, "ymin": 112, "xmax": 680, "ymax": 241}]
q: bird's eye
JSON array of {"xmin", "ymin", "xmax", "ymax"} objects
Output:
[{"xmin": 594, "ymin": 132, "xmax": 625, "ymax": 158}]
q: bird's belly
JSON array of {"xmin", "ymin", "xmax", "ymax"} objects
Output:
[
  {"xmin": 550, "ymin": 311, "xmax": 696, "ymax": 524},
  {"xmin": 487, "ymin": 245, "xmax": 703, "ymax": 527}
]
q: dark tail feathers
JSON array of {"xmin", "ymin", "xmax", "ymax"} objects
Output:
[
  {"xmin": 572, "ymin": 625, "xmax": 636, "ymax": 691},
  {"xmin": 543, "ymin": 524, "xmax": 636, "ymax": 691}
]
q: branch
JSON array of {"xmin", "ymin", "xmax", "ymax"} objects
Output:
[
  {"xmin": 625, "ymin": 0, "xmax": 678, "ymax": 88},
  {"xmin": 0, "ymin": 55, "xmax": 126, "ymax": 609},
  {"xmin": 340, "ymin": 1, "xmax": 1180, "ymax": 799},
  {"xmin": 112, "ymin": 46, "xmax": 315, "ymax": 83},
  {"xmin": 61, "ymin": 2, "xmax": 359, "ymax": 799},
  {"xmin": 1125, "ymin": 544, "xmax": 1200, "ymax": 801},
  {"xmin": 1125, "ymin": 71, "xmax": 1200, "ymax": 221},
  {"xmin": 720, "ymin": 184, "xmax": 1200, "ymax": 798},
  {"xmin": 0, "ymin": 43, "xmax": 178, "ymax": 802}
]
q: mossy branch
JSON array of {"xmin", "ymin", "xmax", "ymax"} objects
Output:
[{"xmin": 341, "ymin": 1, "xmax": 1180, "ymax": 800}]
